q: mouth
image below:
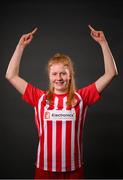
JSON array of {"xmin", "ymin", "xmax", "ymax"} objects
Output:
[{"xmin": 55, "ymin": 81, "xmax": 67, "ymax": 86}]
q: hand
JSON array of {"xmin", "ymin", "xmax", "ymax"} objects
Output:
[
  {"xmin": 88, "ymin": 25, "xmax": 107, "ymax": 45},
  {"xmin": 18, "ymin": 27, "xmax": 38, "ymax": 48}
]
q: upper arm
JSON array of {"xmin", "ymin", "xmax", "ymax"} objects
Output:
[
  {"xmin": 7, "ymin": 76, "xmax": 28, "ymax": 95},
  {"xmin": 95, "ymin": 74, "xmax": 114, "ymax": 93}
]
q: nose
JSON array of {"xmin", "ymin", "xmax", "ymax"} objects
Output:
[{"xmin": 57, "ymin": 73, "xmax": 62, "ymax": 80}]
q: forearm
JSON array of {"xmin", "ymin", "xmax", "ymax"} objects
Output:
[
  {"xmin": 6, "ymin": 44, "xmax": 25, "ymax": 80},
  {"xmin": 5, "ymin": 28, "xmax": 37, "ymax": 94},
  {"xmin": 89, "ymin": 25, "xmax": 118, "ymax": 93},
  {"xmin": 100, "ymin": 41, "xmax": 118, "ymax": 78},
  {"xmin": 95, "ymin": 41, "xmax": 118, "ymax": 93}
]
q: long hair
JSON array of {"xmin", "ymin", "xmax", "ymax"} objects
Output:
[{"xmin": 46, "ymin": 53, "xmax": 76, "ymax": 107}]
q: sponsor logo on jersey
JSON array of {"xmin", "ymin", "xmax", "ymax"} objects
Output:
[{"xmin": 44, "ymin": 109, "xmax": 76, "ymax": 121}]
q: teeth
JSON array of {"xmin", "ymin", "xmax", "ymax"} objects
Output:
[
  {"xmin": 56, "ymin": 81, "xmax": 64, "ymax": 84},
  {"xmin": 55, "ymin": 81, "xmax": 66, "ymax": 85}
]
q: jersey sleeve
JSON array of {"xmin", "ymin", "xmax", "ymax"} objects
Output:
[
  {"xmin": 22, "ymin": 83, "xmax": 45, "ymax": 107},
  {"xmin": 77, "ymin": 82, "xmax": 101, "ymax": 106}
]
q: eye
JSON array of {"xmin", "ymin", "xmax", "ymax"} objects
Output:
[
  {"xmin": 61, "ymin": 72, "xmax": 67, "ymax": 75},
  {"xmin": 52, "ymin": 72, "xmax": 57, "ymax": 76}
]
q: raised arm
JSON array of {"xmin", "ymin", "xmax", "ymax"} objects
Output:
[
  {"xmin": 5, "ymin": 28, "xmax": 38, "ymax": 94},
  {"xmin": 88, "ymin": 25, "xmax": 118, "ymax": 93}
]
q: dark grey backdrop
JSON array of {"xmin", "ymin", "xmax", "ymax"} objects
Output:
[{"xmin": 0, "ymin": 0, "xmax": 123, "ymax": 179}]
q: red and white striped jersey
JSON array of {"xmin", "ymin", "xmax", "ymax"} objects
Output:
[{"xmin": 22, "ymin": 82, "xmax": 100, "ymax": 172}]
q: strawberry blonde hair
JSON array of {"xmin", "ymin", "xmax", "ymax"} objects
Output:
[{"xmin": 46, "ymin": 53, "xmax": 76, "ymax": 107}]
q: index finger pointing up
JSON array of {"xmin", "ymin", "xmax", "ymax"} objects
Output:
[
  {"xmin": 31, "ymin": 27, "xmax": 38, "ymax": 35},
  {"xmin": 88, "ymin": 24, "xmax": 95, "ymax": 31}
]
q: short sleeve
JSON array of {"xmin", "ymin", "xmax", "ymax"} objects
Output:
[
  {"xmin": 77, "ymin": 83, "xmax": 101, "ymax": 106},
  {"xmin": 22, "ymin": 83, "xmax": 45, "ymax": 107}
]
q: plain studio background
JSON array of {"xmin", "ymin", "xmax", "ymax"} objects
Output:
[{"xmin": 0, "ymin": 0, "xmax": 123, "ymax": 179}]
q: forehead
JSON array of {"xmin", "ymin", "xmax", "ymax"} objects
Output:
[{"xmin": 50, "ymin": 63, "xmax": 69, "ymax": 72}]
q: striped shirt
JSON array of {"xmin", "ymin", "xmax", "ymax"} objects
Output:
[{"xmin": 22, "ymin": 82, "xmax": 100, "ymax": 172}]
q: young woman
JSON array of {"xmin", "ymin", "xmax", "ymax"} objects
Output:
[{"xmin": 5, "ymin": 25, "xmax": 118, "ymax": 179}]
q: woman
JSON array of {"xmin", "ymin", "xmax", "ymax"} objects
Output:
[{"xmin": 5, "ymin": 25, "xmax": 118, "ymax": 179}]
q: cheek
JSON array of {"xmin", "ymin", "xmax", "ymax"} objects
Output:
[
  {"xmin": 49, "ymin": 74, "xmax": 53, "ymax": 83},
  {"xmin": 65, "ymin": 74, "xmax": 71, "ymax": 81},
  {"xmin": 49, "ymin": 78, "xmax": 54, "ymax": 83},
  {"xmin": 65, "ymin": 69, "xmax": 71, "ymax": 80},
  {"xmin": 49, "ymin": 76, "xmax": 57, "ymax": 84}
]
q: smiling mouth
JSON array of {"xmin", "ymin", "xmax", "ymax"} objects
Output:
[{"xmin": 55, "ymin": 81, "xmax": 66, "ymax": 85}]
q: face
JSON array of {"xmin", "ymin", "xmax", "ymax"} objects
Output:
[{"xmin": 49, "ymin": 63, "xmax": 71, "ymax": 94}]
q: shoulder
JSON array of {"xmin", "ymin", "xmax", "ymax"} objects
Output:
[
  {"xmin": 75, "ymin": 82, "xmax": 101, "ymax": 105},
  {"xmin": 76, "ymin": 82, "xmax": 97, "ymax": 94},
  {"xmin": 22, "ymin": 83, "xmax": 47, "ymax": 103},
  {"xmin": 24, "ymin": 83, "xmax": 46, "ymax": 94}
]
